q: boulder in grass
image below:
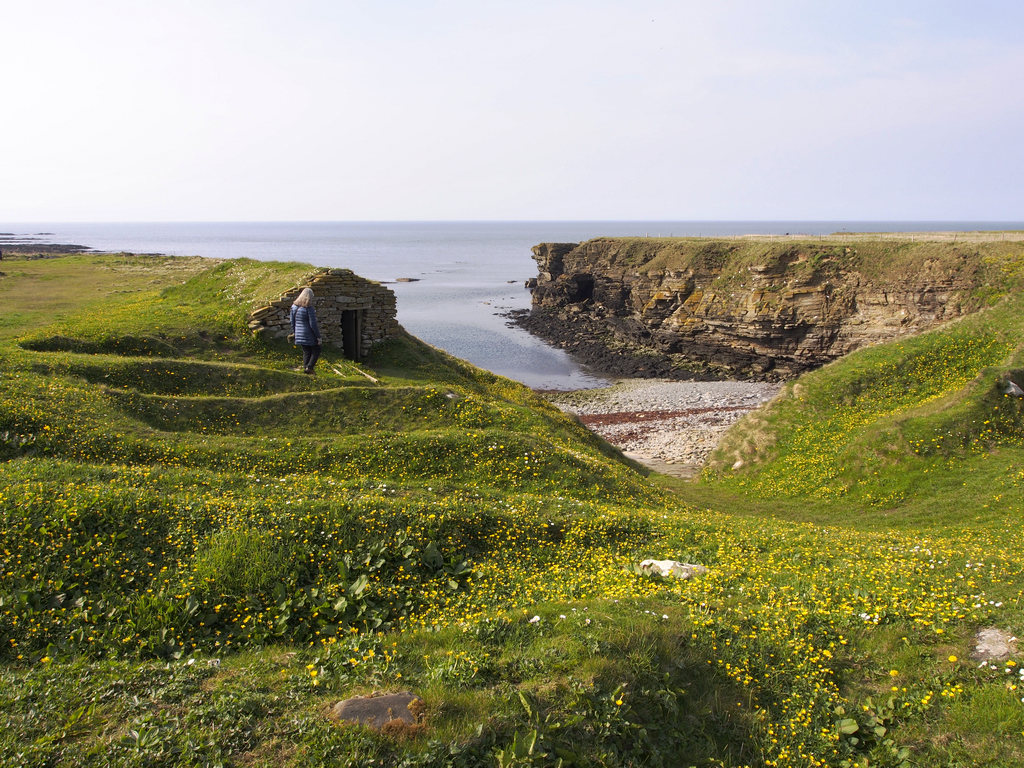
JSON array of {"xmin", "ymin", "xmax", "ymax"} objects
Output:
[
  {"xmin": 1002, "ymin": 379, "xmax": 1024, "ymax": 397},
  {"xmin": 331, "ymin": 692, "xmax": 423, "ymax": 730},
  {"xmin": 972, "ymin": 628, "xmax": 1017, "ymax": 662},
  {"xmin": 639, "ymin": 559, "xmax": 708, "ymax": 580}
]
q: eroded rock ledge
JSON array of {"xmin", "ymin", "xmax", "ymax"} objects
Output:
[{"xmin": 518, "ymin": 236, "xmax": 1018, "ymax": 380}]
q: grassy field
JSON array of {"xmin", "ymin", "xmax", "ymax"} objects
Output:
[
  {"xmin": 571, "ymin": 234, "xmax": 1024, "ymax": 304},
  {"xmin": 0, "ymin": 251, "xmax": 1022, "ymax": 767}
]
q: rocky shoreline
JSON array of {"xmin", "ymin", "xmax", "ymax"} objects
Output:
[
  {"xmin": 507, "ymin": 307, "xmax": 738, "ymax": 380},
  {"xmin": 542, "ymin": 378, "xmax": 781, "ymax": 478},
  {"xmin": 0, "ymin": 233, "xmax": 92, "ymax": 255}
]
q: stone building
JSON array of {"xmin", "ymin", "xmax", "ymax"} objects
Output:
[{"xmin": 247, "ymin": 269, "xmax": 399, "ymax": 360}]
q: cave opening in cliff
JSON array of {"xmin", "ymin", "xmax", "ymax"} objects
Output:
[{"xmin": 575, "ymin": 276, "xmax": 595, "ymax": 302}]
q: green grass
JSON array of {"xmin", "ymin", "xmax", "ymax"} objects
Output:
[
  {"xmin": 702, "ymin": 289, "xmax": 1024, "ymax": 530},
  {"xmin": 0, "ymin": 253, "xmax": 212, "ymax": 341},
  {"xmin": 1, "ymin": 252, "xmax": 1022, "ymax": 767},
  {"xmin": 573, "ymin": 235, "xmax": 1024, "ymax": 301}
]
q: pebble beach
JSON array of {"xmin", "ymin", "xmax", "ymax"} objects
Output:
[{"xmin": 543, "ymin": 379, "xmax": 782, "ymax": 477}]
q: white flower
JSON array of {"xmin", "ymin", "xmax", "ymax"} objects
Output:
[{"xmin": 529, "ymin": 615, "xmax": 540, "ymax": 624}]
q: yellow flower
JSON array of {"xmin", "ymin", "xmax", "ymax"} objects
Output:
[{"xmin": 947, "ymin": 655, "xmax": 958, "ymax": 663}]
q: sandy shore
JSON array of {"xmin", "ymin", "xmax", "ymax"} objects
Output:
[{"xmin": 543, "ymin": 379, "xmax": 782, "ymax": 478}]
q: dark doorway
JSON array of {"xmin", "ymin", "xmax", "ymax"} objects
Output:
[
  {"xmin": 573, "ymin": 275, "xmax": 595, "ymax": 302},
  {"xmin": 342, "ymin": 310, "xmax": 361, "ymax": 360}
]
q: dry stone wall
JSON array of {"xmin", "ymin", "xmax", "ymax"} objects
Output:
[{"xmin": 247, "ymin": 269, "xmax": 399, "ymax": 359}]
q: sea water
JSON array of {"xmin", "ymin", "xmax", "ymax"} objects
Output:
[{"xmin": 4, "ymin": 221, "xmax": 1021, "ymax": 389}]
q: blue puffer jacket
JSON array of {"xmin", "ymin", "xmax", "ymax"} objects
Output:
[{"xmin": 290, "ymin": 304, "xmax": 321, "ymax": 346}]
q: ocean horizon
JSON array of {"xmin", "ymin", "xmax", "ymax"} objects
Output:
[{"xmin": 4, "ymin": 220, "xmax": 1021, "ymax": 389}]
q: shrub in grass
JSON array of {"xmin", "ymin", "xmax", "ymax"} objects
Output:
[{"xmin": 189, "ymin": 527, "xmax": 300, "ymax": 600}]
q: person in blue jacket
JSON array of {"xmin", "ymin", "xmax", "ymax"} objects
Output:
[{"xmin": 289, "ymin": 287, "xmax": 322, "ymax": 374}]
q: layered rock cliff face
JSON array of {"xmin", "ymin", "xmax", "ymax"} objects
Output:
[{"xmin": 520, "ymin": 237, "xmax": 1002, "ymax": 380}]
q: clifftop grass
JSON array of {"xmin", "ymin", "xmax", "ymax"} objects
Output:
[
  {"xmin": 1, "ymin": 252, "xmax": 1022, "ymax": 767},
  {"xmin": 573, "ymin": 233, "xmax": 1024, "ymax": 301}
]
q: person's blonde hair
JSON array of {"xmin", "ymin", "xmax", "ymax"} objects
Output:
[{"xmin": 293, "ymin": 287, "xmax": 315, "ymax": 308}]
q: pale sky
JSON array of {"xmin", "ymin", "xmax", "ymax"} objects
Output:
[{"xmin": 3, "ymin": 1, "xmax": 1022, "ymax": 221}]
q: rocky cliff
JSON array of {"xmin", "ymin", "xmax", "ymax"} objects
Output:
[{"xmin": 518, "ymin": 235, "xmax": 1021, "ymax": 380}]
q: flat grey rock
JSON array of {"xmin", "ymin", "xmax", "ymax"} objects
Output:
[
  {"xmin": 332, "ymin": 692, "xmax": 422, "ymax": 729},
  {"xmin": 972, "ymin": 628, "xmax": 1017, "ymax": 661}
]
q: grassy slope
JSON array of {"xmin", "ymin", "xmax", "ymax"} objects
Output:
[
  {"xmin": 691, "ymin": 254, "xmax": 1024, "ymax": 764},
  {"xmin": 0, "ymin": 252, "xmax": 1022, "ymax": 767},
  {"xmin": 580, "ymin": 233, "xmax": 1024, "ymax": 287},
  {"xmin": 702, "ymin": 288, "xmax": 1024, "ymax": 530}
]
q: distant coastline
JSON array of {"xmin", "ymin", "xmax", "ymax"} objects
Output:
[
  {"xmin": 0, "ymin": 233, "xmax": 92, "ymax": 254},
  {"xmin": 5, "ymin": 222, "xmax": 1023, "ymax": 389}
]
